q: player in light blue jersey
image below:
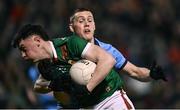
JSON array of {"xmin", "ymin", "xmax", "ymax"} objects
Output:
[
  {"xmin": 68, "ymin": 8, "xmax": 166, "ymax": 82},
  {"xmin": 67, "ymin": 8, "xmax": 167, "ymax": 109}
]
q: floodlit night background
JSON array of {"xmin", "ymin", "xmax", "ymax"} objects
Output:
[{"xmin": 0, "ymin": 0, "xmax": 179, "ymax": 109}]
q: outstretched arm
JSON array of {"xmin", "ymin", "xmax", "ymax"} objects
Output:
[
  {"xmin": 123, "ymin": 61, "xmax": 151, "ymax": 82},
  {"xmin": 122, "ymin": 61, "xmax": 167, "ymax": 82},
  {"xmin": 95, "ymin": 40, "xmax": 167, "ymax": 82}
]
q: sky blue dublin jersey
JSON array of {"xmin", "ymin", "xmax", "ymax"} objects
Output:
[{"xmin": 95, "ymin": 38, "xmax": 127, "ymax": 70}]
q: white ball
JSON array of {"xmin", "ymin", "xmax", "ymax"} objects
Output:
[{"xmin": 70, "ymin": 59, "xmax": 96, "ymax": 85}]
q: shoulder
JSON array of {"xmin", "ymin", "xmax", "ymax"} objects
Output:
[
  {"xmin": 69, "ymin": 35, "xmax": 87, "ymax": 42},
  {"xmin": 52, "ymin": 37, "xmax": 70, "ymax": 46},
  {"xmin": 67, "ymin": 35, "xmax": 88, "ymax": 45},
  {"xmin": 95, "ymin": 38, "xmax": 113, "ymax": 48}
]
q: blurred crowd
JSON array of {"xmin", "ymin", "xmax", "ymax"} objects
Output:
[{"xmin": 0, "ymin": 0, "xmax": 179, "ymax": 109}]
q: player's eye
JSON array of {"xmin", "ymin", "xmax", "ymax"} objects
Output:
[
  {"xmin": 87, "ymin": 16, "xmax": 94, "ymax": 22},
  {"xmin": 78, "ymin": 18, "xmax": 85, "ymax": 23},
  {"xmin": 22, "ymin": 48, "xmax": 27, "ymax": 52},
  {"xmin": 88, "ymin": 19, "xmax": 92, "ymax": 22},
  {"xmin": 19, "ymin": 46, "xmax": 27, "ymax": 52}
]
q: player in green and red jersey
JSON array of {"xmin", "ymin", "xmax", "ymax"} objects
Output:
[
  {"xmin": 39, "ymin": 36, "xmax": 126, "ymax": 108},
  {"xmin": 12, "ymin": 24, "xmax": 134, "ymax": 109},
  {"xmin": 14, "ymin": 7, "xmax": 167, "ymax": 109}
]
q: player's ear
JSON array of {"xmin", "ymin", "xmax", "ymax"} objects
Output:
[
  {"xmin": 94, "ymin": 22, "xmax": 96, "ymax": 31},
  {"xmin": 33, "ymin": 36, "xmax": 41, "ymax": 42},
  {"xmin": 33, "ymin": 36, "xmax": 41, "ymax": 47},
  {"xmin": 69, "ymin": 23, "xmax": 74, "ymax": 32}
]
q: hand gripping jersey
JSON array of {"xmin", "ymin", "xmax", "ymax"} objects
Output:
[{"xmin": 50, "ymin": 35, "xmax": 124, "ymax": 107}]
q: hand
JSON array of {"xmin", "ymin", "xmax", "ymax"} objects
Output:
[{"xmin": 149, "ymin": 61, "xmax": 167, "ymax": 81}]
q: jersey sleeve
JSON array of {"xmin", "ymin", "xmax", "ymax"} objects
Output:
[
  {"xmin": 96, "ymin": 39, "xmax": 127, "ymax": 70},
  {"xmin": 110, "ymin": 46, "xmax": 127, "ymax": 70},
  {"xmin": 67, "ymin": 35, "xmax": 89, "ymax": 58}
]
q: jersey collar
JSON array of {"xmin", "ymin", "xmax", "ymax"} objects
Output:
[
  {"xmin": 49, "ymin": 41, "xmax": 58, "ymax": 61},
  {"xmin": 94, "ymin": 38, "xmax": 100, "ymax": 46}
]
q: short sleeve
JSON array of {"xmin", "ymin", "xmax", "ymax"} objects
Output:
[
  {"xmin": 67, "ymin": 35, "xmax": 88, "ymax": 57},
  {"xmin": 95, "ymin": 39, "xmax": 127, "ymax": 70}
]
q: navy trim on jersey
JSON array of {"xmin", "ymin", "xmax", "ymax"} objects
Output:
[{"xmin": 119, "ymin": 60, "xmax": 127, "ymax": 70}]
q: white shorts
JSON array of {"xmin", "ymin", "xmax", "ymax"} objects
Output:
[{"xmin": 91, "ymin": 90, "xmax": 135, "ymax": 110}]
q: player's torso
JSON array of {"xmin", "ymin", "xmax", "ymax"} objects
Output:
[
  {"xmin": 51, "ymin": 36, "xmax": 86, "ymax": 107},
  {"xmin": 52, "ymin": 36, "xmax": 124, "ymax": 106}
]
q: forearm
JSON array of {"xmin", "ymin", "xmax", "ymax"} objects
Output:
[
  {"xmin": 123, "ymin": 61, "xmax": 152, "ymax": 82},
  {"xmin": 123, "ymin": 61, "xmax": 167, "ymax": 82},
  {"xmin": 82, "ymin": 43, "xmax": 116, "ymax": 92},
  {"xmin": 130, "ymin": 67, "xmax": 152, "ymax": 82},
  {"xmin": 86, "ymin": 56, "xmax": 116, "ymax": 92}
]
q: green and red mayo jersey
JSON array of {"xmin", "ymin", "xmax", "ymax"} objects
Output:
[{"xmin": 50, "ymin": 35, "xmax": 124, "ymax": 106}]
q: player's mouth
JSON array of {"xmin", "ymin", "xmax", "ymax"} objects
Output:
[{"xmin": 84, "ymin": 29, "xmax": 91, "ymax": 34}]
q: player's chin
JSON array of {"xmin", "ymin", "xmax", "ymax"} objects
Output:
[{"xmin": 84, "ymin": 35, "xmax": 93, "ymax": 41}]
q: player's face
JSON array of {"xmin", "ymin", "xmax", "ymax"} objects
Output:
[
  {"xmin": 70, "ymin": 11, "xmax": 96, "ymax": 42},
  {"xmin": 18, "ymin": 35, "xmax": 44, "ymax": 62}
]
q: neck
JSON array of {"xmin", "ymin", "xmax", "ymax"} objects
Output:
[
  {"xmin": 90, "ymin": 38, "xmax": 95, "ymax": 44},
  {"xmin": 44, "ymin": 41, "xmax": 54, "ymax": 59}
]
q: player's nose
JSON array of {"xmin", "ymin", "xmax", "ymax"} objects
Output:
[
  {"xmin": 21, "ymin": 52, "xmax": 27, "ymax": 59},
  {"xmin": 84, "ymin": 21, "xmax": 89, "ymax": 27},
  {"xmin": 84, "ymin": 24, "xmax": 89, "ymax": 27}
]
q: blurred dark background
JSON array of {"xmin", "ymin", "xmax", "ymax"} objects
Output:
[{"xmin": 0, "ymin": 0, "xmax": 179, "ymax": 109}]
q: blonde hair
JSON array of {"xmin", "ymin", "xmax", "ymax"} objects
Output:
[{"xmin": 70, "ymin": 8, "xmax": 93, "ymax": 23}]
